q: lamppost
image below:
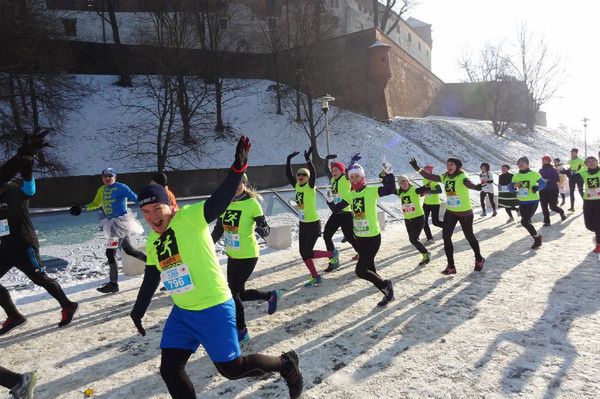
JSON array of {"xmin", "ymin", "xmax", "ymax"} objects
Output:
[
  {"xmin": 582, "ymin": 117, "xmax": 590, "ymax": 157},
  {"xmin": 318, "ymin": 94, "xmax": 335, "ymax": 158}
]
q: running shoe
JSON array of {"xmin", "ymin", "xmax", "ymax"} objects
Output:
[
  {"xmin": 377, "ymin": 280, "xmax": 394, "ymax": 307},
  {"xmin": 280, "ymin": 350, "xmax": 303, "ymax": 399},
  {"xmin": 531, "ymin": 235, "xmax": 543, "ymax": 249},
  {"xmin": 560, "ymin": 213, "xmax": 567, "ymax": 221},
  {"xmin": 267, "ymin": 290, "xmax": 283, "ymax": 315},
  {"xmin": 568, "ymin": 207, "xmax": 575, "ymax": 212},
  {"xmin": 324, "ymin": 249, "xmax": 340, "ymax": 272},
  {"xmin": 480, "ymin": 211, "xmax": 487, "ymax": 217},
  {"xmin": 58, "ymin": 302, "xmax": 79, "ymax": 328},
  {"xmin": 492, "ymin": 211, "xmax": 497, "ymax": 217},
  {"xmin": 10, "ymin": 370, "xmax": 37, "ymax": 399},
  {"xmin": 594, "ymin": 244, "xmax": 600, "ymax": 254},
  {"xmin": 351, "ymin": 254, "xmax": 359, "ymax": 261},
  {"xmin": 97, "ymin": 282, "xmax": 119, "ymax": 294},
  {"xmin": 0, "ymin": 317, "xmax": 27, "ymax": 336},
  {"xmin": 418, "ymin": 252, "xmax": 431, "ymax": 266},
  {"xmin": 304, "ymin": 276, "xmax": 322, "ymax": 288},
  {"xmin": 543, "ymin": 222, "xmax": 551, "ymax": 227},
  {"xmin": 425, "ymin": 238, "xmax": 435, "ymax": 246},
  {"xmin": 441, "ymin": 265, "xmax": 457, "ymax": 275},
  {"xmin": 238, "ymin": 329, "xmax": 250, "ymax": 346},
  {"xmin": 474, "ymin": 258, "xmax": 485, "ymax": 272},
  {"xmin": 507, "ymin": 217, "xmax": 514, "ymax": 223}
]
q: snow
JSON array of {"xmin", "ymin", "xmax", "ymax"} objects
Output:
[
  {"xmin": 3, "ymin": 208, "xmax": 600, "ymax": 398},
  {"xmin": 46, "ymin": 75, "xmax": 583, "ymax": 178}
]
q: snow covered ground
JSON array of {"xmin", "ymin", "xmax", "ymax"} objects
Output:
[
  {"xmin": 49, "ymin": 75, "xmax": 584, "ymax": 178},
  {"xmin": 3, "ymin": 206, "xmax": 600, "ymax": 399}
]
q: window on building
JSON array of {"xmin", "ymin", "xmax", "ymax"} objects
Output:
[
  {"xmin": 237, "ymin": 39, "xmax": 249, "ymax": 52},
  {"xmin": 63, "ymin": 18, "xmax": 77, "ymax": 37},
  {"xmin": 408, "ymin": 33, "xmax": 412, "ymax": 42}
]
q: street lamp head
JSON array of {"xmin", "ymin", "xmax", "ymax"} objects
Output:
[{"xmin": 318, "ymin": 94, "xmax": 335, "ymax": 113}]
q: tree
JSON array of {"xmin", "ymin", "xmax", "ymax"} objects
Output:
[
  {"xmin": 510, "ymin": 23, "xmax": 566, "ymax": 131},
  {"xmin": 90, "ymin": 0, "xmax": 132, "ymax": 87},
  {"xmin": 260, "ymin": 2, "xmax": 284, "ymax": 115},
  {"xmin": 373, "ymin": 0, "xmax": 417, "ymax": 35}
]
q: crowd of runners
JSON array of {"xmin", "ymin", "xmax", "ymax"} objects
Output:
[{"xmin": 1, "ymin": 130, "xmax": 599, "ymax": 399}]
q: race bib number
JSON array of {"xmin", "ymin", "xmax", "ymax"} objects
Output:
[
  {"xmin": 353, "ymin": 219, "xmax": 370, "ymax": 234},
  {"xmin": 402, "ymin": 203, "xmax": 416, "ymax": 213},
  {"xmin": 518, "ymin": 187, "xmax": 528, "ymax": 197},
  {"xmin": 161, "ymin": 264, "xmax": 194, "ymax": 294},
  {"xmin": 0, "ymin": 219, "xmax": 10, "ymax": 237},
  {"xmin": 225, "ymin": 233, "xmax": 241, "ymax": 249},
  {"xmin": 588, "ymin": 188, "xmax": 600, "ymax": 198},
  {"xmin": 500, "ymin": 185, "xmax": 509, "ymax": 193},
  {"xmin": 447, "ymin": 196, "xmax": 461, "ymax": 207},
  {"xmin": 107, "ymin": 237, "xmax": 119, "ymax": 249},
  {"xmin": 298, "ymin": 211, "xmax": 305, "ymax": 221}
]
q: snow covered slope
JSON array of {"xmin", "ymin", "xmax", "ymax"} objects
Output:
[{"xmin": 48, "ymin": 75, "xmax": 584, "ymax": 177}]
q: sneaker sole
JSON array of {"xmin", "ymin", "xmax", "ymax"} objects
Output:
[{"xmin": 0, "ymin": 318, "xmax": 28, "ymax": 336}]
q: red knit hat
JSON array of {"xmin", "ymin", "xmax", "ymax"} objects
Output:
[
  {"xmin": 542, "ymin": 155, "xmax": 552, "ymax": 164},
  {"xmin": 330, "ymin": 162, "xmax": 346, "ymax": 174}
]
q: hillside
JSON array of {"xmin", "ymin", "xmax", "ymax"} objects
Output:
[{"xmin": 43, "ymin": 75, "xmax": 583, "ymax": 178}]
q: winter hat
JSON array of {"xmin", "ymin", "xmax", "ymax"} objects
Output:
[
  {"xmin": 152, "ymin": 172, "xmax": 168, "ymax": 187},
  {"xmin": 102, "ymin": 168, "xmax": 116, "ymax": 177},
  {"xmin": 296, "ymin": 168, "xmax": 310, "ymax": 177},
  {"xmin": 501, "ymin": 164, "xmax": 510, "ymax": 170},
  {"xmin": 447, "ymin": 158, "xmax": 463, "ymax": 169},
  {"xmin": 585, "ymin": 156, "xmax": 598, "ymax": 163},
  {"xmin": 397, "ymin": 175, "xmax": 410, "ymax": 183},
  {"xmin": 517, "ymin": 156, "xmax": 529, "ymax": 165},
  {"xmin": 571, "ymin": 148, "xmax": 579, "ymax": 153},
  {"xmin": 348, "ymin": 164, "xmax": 366, "ymax": 178},
  {"xmin": 542, "ymin": 155, "xmax": 552, "ymax": 164},
  {"xmin": 330, "ymin": 162, "xmax": 346, "ymax": 174},
  {"xmin": 423, "ymin": 165, "xmax": 433, "ymax": 174},
  {"xmin": 138, "ymin": 184, "xmax": 170, "ymax": 207}
]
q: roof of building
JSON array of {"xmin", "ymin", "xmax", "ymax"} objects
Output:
[
  {"xmin": 368, "ymin": 40, "xmax": 391, "ymax": 49},
  {"xmin": 406, "ymin": 17, "xmax": 432, "ymax": 28}
]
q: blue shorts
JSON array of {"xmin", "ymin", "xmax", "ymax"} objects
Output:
[{"xmin": 160, "ymin": 299, "xmax": 241, "ymax": 363}]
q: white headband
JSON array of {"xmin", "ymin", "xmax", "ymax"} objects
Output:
[{"xmin": 348, "ymin": 164, "xmax": 365, "ymax": 178}]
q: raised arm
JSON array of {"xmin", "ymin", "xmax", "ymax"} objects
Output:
[
  {"xmin": 378, "ymin": 173, "xmax": 396, "ymax": 196},
  {"xmin": 409, "ymin": 158, "xmax": 442, "ymax": 182},
  {"xmin": 286, "ymin": 151, "xmax": 299, "ymax": 187},
  {"xmin": 19, "ymin": 157, "xmax": 36, "ymax": 197},
  {"xmin": 204, "ymin": 136, "xmax": 251, "ymax": 224},
  {"xmin": 1, "ymin": 129, "xmax": 49, "ymax": 188}
]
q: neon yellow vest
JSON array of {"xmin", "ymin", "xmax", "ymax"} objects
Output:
[
  {"xmin": 441, "ymin": 172, "xmax": 472, "ymax": 212},
  {"xmin": 397, "ymin": 186, "xmax": 424, "ymax": 219},
  {"xmin": 295, "ymin": 183, "xmax": 319, "ymax": 223},
  {"xmin": 580, "ymin": 169, "xmax": 600, "ymax": 200},
  {"xmin": 423, "ymin": 179, "xmax": 441, "ymax": 205},
  {"xmin": 341, "ymin": 186, "xmax": 381, "ymax": 237},
  {"xmin": 331, "ymin": 175, "xmax": 351, "ymax": 212},
  {"xmin": 512, "ymin": 170, "xmax": 542, "ymax": 202},
  {"xmin": 219, "ymin": 197, "xmax": 263, "ymax": 259}
]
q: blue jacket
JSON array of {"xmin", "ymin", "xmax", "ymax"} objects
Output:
[
  {"xmin": 86, "ymin": 182, "xmax": 138, "ymax": 219},
  {"xmin": 539, "ymin": 165, "xmax": 560, "ymax": 192}
]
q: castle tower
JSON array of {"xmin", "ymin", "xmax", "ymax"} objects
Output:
[{"xmin": 367, "ymin": 40, "xmax": 392, "ymax": 121}]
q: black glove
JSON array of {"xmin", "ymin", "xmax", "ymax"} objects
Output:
[
  {"xmin": 349, "ymin": 153, "xmax": 361, "ymax": 167},
  {"xmin": 287, "ymin": 151, "xmax": 300, "ymax": 160},
  {"xmin": 532, "ymin": 186, "xmax": 538, "ymax": 193},
  {"xmin": 473, "ymin": 184, "xmax": 483, "ymax": 191},
  {"xmin": 233, "ymin": 135, "xmax": 251, "ymax": 171},
  {"xmin": 255, "ymin": 225, "xmax": 270, "ymax": 238},
  {"xmin": 304, "ymin": 147, "xmax": 313, "ymax": 161},
  {"xmin": 378, "ymin": 170, "xmax": 386, "ymax": 180},
  {"xmin": 409, "ymin": 157, "xmax": 420, "ymax": 171},
  {"xmin": 70, "ymin": 204, "xmax": 84, "ymax": 216},
  {"xmin": 17, "ymin": 128, "xmax": 50, "ymax": 158},
  {"xmin": 382, "ymin": 173, "xmax": 395, "ymax": 185},
  {"xmin": 131, "ymin": 315, "xmax": 146, "ymax": 337}
]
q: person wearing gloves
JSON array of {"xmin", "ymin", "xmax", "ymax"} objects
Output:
[
  {"xmin": 396, "ymin": 175, "xmax": 432, "ymax": 265},
  {"xmin": 322, "ymin": 160, "xmax": 359, "ymax": 272},
  {"xmin": 539, "ymin": 155, "xmax": 567, "ymax": 226},
  {"xmin": 409, "ymin": 157, "xmax": 485, "ymax": 275},
  {"xmin": 479, "ymin": 163, "xmax": 497, "ymax": 217},
  {"xmin": 285, "ymin": 147, "xmax": 334, "ymax": 287},
  {"xmin": 0, "ymin": 130, "xmax": 78, "ymax": 336},
  {"xmin": 70, "ymin": 168, "xmax": 146, "ymax": 293},
  {"xmin": 579, "ymin": 156, "xmax": 600, "ymax": 253},
  {"xmin": 511, "ymin": 156, "xmax": 546, "ymax": 249},
  {"xmin": 326, "ymin": 161, "xmax": 396, "ymax": 307},
  {"xmin": 421, "ymin": 165, "xmax": 443, "ymax": 245},
  {"xmin": 211, "ymin": 173, "xmax": 282, "ymax": 345},
  {"xmin": 130, "ymin": 136, "xmax": 303, "ymax": 399},
  {"xmin": 498, "ymin": 165, "xmax": 520, "ymax": 222},
  {"xmin": 151, "ymin": 172, "xmax": 178, "ymax": 210}
]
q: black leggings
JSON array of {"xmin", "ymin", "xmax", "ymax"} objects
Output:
[
  {"xmin": 442, "ymin": 212, "xmax": 482, "ymax": 266},
  {"xmin": 354, "ymin": 235, "xmax": 387, "ymax": 290},
  {"xmin": 519, "ymin": 202, "xmax": 539, "ymax": 237},
  {"xmin": 227, "ymin": 257, "xmax": 271, "ymax": 331},
  {"xmin": 298, "ymin": 221, "xmax": 321, "ymax": 260},
  {"xmin": 569, "ymin": 174, "xmax": 584, "ymax": 208},
  {"xmin": 0, "ymin": 365, "xmax": 21, "ymax": 390},
  {"xmin": 405, "ymin": 216, "xmax": 428, "ymax": 254},
  {"xmin": 480, "ymin": 192, "xmax": 496, "ymax": 212},
  {"xmin": 422, "ymin": 204, "xmax": 443, "ymax": 240},
  {"xmin": 323, "ymin": 212, "xmax": 358, "ymax": 252},
  {"xmin": 0, "ymin": 246, "xmax": 72, "ymax": 319},
  {"xmin": 583, "ymin": 200, "xmax": 600, "ymax": 244},
  {"xmin": 160, "ymin": 348, "xmax": 282, "ymax": 399},
  {"xmin": 105, "ymin": 236, "xmax": 147, "ymax": 283},
  {"xmin": 539, "ymin": 190, "xmax": 564, "ymax": 223}
]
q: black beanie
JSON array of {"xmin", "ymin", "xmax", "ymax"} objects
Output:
[
  {"xmin": 152, "ymin": 172, "xmax": 168, "ymax": 187},
  {"xmin": 138, "ymin": 184, "xmax": 170, "ymax": 207},
  {"xmin": 447, "ymin": 158, "xmax": 463, "ymax": 168}
]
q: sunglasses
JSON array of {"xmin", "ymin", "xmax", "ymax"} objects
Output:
[{"xmin": 297, "ymin": 173, "xmax": 308, "ymax": 177}]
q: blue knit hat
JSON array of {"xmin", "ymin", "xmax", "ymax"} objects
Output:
[{"xmin": 138, "ymin": 184, "xmax": 170, "ymax": 207}]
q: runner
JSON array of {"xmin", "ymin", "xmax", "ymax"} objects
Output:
[
  {"xmin": 409, "ymin": 157, "xmax": 485, "ymax": 275},
  {"xmin": 421, "ymin": 165, "xmax": 443, "ymax": 245},
  {"xmin": 323, "ymin": 160, "xmax": 358, "ymax": 272},
  {"xmin": 151, "ymin": 172, "xmax": 178, "ymax": 210},
  {"xmin": 554, "ymin": 158, "xmax": 569, "ymax": 206},
  {"xmin": 567, "ymin": 148, "xmax": 585, "ymax": 211},
  {"xmin": 1, "ymin": 130, "xmax": 78, "ymax": 335},
  {"xmin": 511, "ymin": 157, "xmax": 546, "ymax": 249},
  {"xmin": 327, "ymin": 162, "xmax": 395, "ymax": 306},
  {"xmin": 286, "ymin": 147, "xmax": 333, "ymax": 287},
  {"xmin": 479, "ymin": 163, "xmax": 497, "ymax": 217},
  {"xmin": 498, "ymin": 164, "xmax": 520, "ymax": 222},
  {"xmin": 0, "ymin": 366, "xmax": 36, "ymax": 399},
  {"xmin": 211, "ymin": 173, "xmax": 282, "ymax": 345},
  {"xmin": 130, "ymin": 136, "xmax": 303, "ymax": 399},
  {"xmin": 396, "ymin": 175, "xmax": 431, "ymax": 266},
  {"xmin": 579, "ymin": 156, "xmax": 600, "ymax": 253},
  {"xmin": 539, "ymin": 155, "xmax": 567, "ymax": 226},
  {"xmin": 70, "ymin": 168, "xmax": 146, "ymax": 293}
]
